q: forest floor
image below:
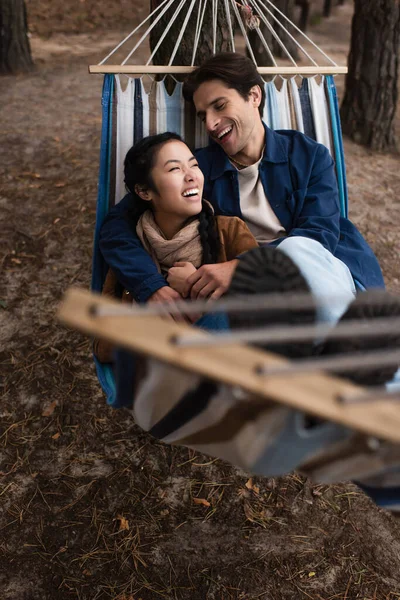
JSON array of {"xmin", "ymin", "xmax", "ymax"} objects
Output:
[{"xmin": 1, "ymin": 1, "xmax": 400, "ymax": 599}]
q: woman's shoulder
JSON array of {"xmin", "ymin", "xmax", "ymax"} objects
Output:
[
  {"xmin": 215, "ymin": 216, "xmax": 258, "ymax": 261},
  {"xmin": 216, "ymin": 215, "xmax": 251, "ymax": 235}
]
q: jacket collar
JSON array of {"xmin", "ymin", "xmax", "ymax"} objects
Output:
[{"xmin": 209, "ymin": 122, "xmax": 288, "ymax": 181}]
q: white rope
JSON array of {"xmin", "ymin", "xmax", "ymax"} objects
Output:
[
  {"xmin": 212, "ymin": 0, "xmax": 218, "ymax": 54},
  {"xmin": 250, "ymin": 0, "xmax": 297, "ymax": 66},
  {"xmin": 255, "ymin": 0, "xmax": 326, "ymax": 67},
  {"xmin": 146, "ymin": 0, "xmax": 187, "ymax": 66},
  {"xmin": 99, "ymin": 0, "xmax": 339, "ymax": 69},
  {"xmin": 172, "ymin": 316, "xmax": 400, "ymax": 348},
  {"xmin": 258, "ymin": 348, "xmax": 400, "ymax": 378},
  {"xmin": 263, "ymin": 0, "xmax": 338, "ymax": 66},
  {"xmin": 98, "ymin": 0, "xmax": 172, "ymax": 65},
  {"xmin": 223, "ymin": 0, "xmax": 236, "ymax": 52},
  {"xmin": 339, "ymin": 386, "xmax": 400, "ymax": 406},
  {"xmin": 191, "ymin": 0, "xmax": 211, "ymax": 66},
  {"xmin": 168, "ymin": 0, "xmax": 198, "ymax": 66},
  {"xmin": 121, "ymin": 0, "xmax": 179, "ymax": 66},
  {"xmin": 253, "ymin": 13, "xmax": 281, "ymax": 67},
  {"xmin": 90, "ymin": 290, "xmax": 393, "ymax": 319},
  {"xmin": 191, "ymin": 0, "xmax": 204, "ymax": 65},
  {"xmin": 229, "ymin": 0, "xmax": 258, "ymax": 66}
]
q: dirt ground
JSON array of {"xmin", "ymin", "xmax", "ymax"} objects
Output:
[{"xmin": 1, "ymin": 2, "xmax": 400, "ymax": 599}]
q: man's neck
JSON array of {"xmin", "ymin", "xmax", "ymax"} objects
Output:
[{"xmin": 230, "ymin": 120, "xmax": 265, "ymax": 167}]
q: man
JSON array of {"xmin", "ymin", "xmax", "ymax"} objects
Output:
[{"xmin": 100, "ymin": 52, "xmax": 384, "ymax": 331}]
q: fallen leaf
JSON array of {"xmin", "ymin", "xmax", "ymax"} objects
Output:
[
  {"xmin": 308, "ymin": 572, "xmax": 316, "ymax": 578},
  {"xmin": 42, "ymin": 400, "xmax": 57, "ymax": 417},
  {"xmin": 117, "ymin": 515, "xmax": 130, "ymax": 531},
  {"xmin": 52, "ymin": 432, "xmax": 61, "ymax": 440},
  {"xmin": 193, "ymin": 497, "xmax": 210, "ymax": 507},
  {"xmin": 53, "ymin": 218, "xmax": 61, "ymax": 224},
  {"xmin": 22, "ymin": 171, "xmax": 41, "ymax": 179},
  {"xmin": 245, "ymin": 478, "xmax": 260, "ymax": 494},
  {"xmin": 10, "ymin": 258, "xmax": 22, "ymax": 265}
]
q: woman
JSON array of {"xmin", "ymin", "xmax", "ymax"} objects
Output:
[{"xmin": 95, "ymin": 132, "xmax": 258, "ymax": 362}]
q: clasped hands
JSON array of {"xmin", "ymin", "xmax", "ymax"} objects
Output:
[
  {"xmin": 148, "ymin": 259, "xmax": 238, "ymax": 323},
  {"xmin": 168, "ymin": 259, "xmax": 238, "ymax": 300}
]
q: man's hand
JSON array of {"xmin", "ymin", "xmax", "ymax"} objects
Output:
[
  {"xmin": 147, "ymin": 286, "xmax": 187, "ymax": 323},
  {"xmin": 186, "ymin": 259, "xmax": 239, "ymax": 300},
  {"xmin": 167, "ymin": 262, "xmax": 197, "ymax": 296}
]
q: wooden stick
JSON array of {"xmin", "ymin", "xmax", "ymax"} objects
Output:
[
  {"xmin": 58, "ymin": 288, "xmax": 400, "ymax": 443},
  {"xmin": 89, "ymin": 65, "xmax": 348, "ymax": 75}
]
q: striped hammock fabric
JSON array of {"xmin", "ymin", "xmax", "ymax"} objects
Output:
[
  {"xmin": 98, "ymin": 74, "xmax": 348, "ymax": 218},
  {"xmin": 92, "ymin": 73, "xmax": 349, "ymax": 404}
]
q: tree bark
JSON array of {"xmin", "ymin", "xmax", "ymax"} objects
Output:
[
  {"xmin": 0, "ymin": 0, "xmax": 33, "ymax": 74},
  {"xmin": 340, "ymin": 0, "xmax": 400, "ymax": 151},
  {"xmin": 149, "ymin": 0, "xmax": 232, "ymax": 67}
]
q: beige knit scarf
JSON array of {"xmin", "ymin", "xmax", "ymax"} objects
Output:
[{"xmin": 136, "ymin": 210, "xmax": 203, "ymax": 275}]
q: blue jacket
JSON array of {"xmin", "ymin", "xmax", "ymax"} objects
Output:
[{"xmin": 100, "ymin": 126, "xmax": 385, "ymax": 302}]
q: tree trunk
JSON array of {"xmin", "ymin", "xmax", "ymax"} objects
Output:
[
  {"xmin": 149, "ymin": 0, "xmax": 232, "ymax": 68},
  {"xmin": 247, "ymin": 0, "xmax": 299, "ymax": 66},
  {"xmin": 323, "ymin": 0, "xmax": 332, "ymax": 18},
  {"xmin": 296, "ymin": 0, "xmax": 310, "ymax": 33},
  {"xmin": 340, "ymin": 0, "xmax": 400, "ymax": 151},
  {"xmin": 0, "ymin": 0, "xmax": 33, "ymax": 74}
]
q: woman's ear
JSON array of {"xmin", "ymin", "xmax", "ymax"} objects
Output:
[{"xmin": 134, "ymin": 184, "xmax": 152, "ymax": 202}]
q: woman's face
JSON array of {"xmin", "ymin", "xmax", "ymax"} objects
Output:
[{"xmin": 144, "ymin": 140, "xmax": 204, "ymax": 222}]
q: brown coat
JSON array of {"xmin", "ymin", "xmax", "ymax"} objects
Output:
[{"xmin": 94, "ymin": 216, "xmax": 258, "ymax": 363}]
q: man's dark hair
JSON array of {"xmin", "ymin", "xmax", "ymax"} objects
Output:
[{"xmin": 183, "ymin": 52, "xmax": 265, "ymax": 117}]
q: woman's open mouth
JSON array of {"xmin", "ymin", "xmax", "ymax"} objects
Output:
[{"xmin": 182, "ymin": 187, "xmax": 200, "ymax": 201}]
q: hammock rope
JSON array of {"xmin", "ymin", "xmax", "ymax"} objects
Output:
[
  {"xmin": 146, "ymin": 0, "xmax": 188, "ymax": 66},
  {"xmin": 169, "ymin": 0, "xmax": 198, "ymax": 65},
  {"xmin": 262, "ymin": 0, "xmax": 338, "ymax": 66},
  {"xmin": 98, "ymin": 0, "xmax": 173, "ymax": 66},
  {"xmin": 95, "ymin": 0, "xmax": 342, "ymax": 72}
]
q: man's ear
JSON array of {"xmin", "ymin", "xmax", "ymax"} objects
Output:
[
  {"xmin": 134, "ymin": 184, "xmax": 152, "ymax": 202},
  {"xmin": 249, "ymin": 85, "xmax": 262, "ymax": 108}
]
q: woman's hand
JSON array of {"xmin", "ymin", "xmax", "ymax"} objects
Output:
[
  {"xmin": 186, "ymin": 259, "xmax": 239, "ymax": 300},
  {"xmin": 167, "ymin": 262, "xmax": 197, "ymax": 297}
]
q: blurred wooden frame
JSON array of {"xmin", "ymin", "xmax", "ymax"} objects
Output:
[{"xmin": 58, "ymin": 287, "xmax": 400, "ymax": 443}]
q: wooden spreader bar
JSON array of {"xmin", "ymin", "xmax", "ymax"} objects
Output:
[
  {"xmin": 59, "ymin": 288, "xmax": 400, "ymax": 443},
  {"xmin": 89, "ymin": 65, "xmax": 348, "ymax": 75}
]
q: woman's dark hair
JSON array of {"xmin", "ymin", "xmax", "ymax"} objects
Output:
[
  {"xmin": 183, "ymin": 52, "xmax": 265, "ymax": 116},
  {"xmin": 124, "ymin": 132, "xmax": 220, "ymax": 264}
]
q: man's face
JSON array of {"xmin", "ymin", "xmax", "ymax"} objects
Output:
[{"xmin": 193, "ymin": 79, "xmax": 262, "ymax": 156}]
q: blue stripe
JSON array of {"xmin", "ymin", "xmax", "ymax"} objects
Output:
[
  {"xmin": 91, "ymin": 74, "xmax": 118, "ymax": 403},
  {"xmin": 134, "ymin": 78, "xmax": 143, "ymax": 143},
  {"xmin": 298, "ymin": 78, "xmax": 317, "ymax": 140},
  {"xmin": 92, "ymin": 74, "xmax": 114, "ymax": 293},
  {"xmin": 325, "ymin": 75, "xmax": 348, "ymax": 218}
]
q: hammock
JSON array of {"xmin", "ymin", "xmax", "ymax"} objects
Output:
[
  {"xmin": 91, "ymin": 0, "xmax": 351, "ymax": 401},
  {"xmin": 82, "ymin": 1, "xmax": 400, "ymax": 506}
]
